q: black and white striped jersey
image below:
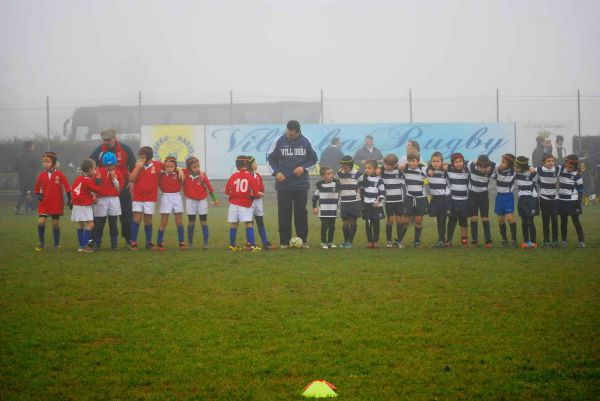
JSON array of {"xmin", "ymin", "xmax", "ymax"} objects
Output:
[
  {"xmin": 536, "ymin": 165, "xmax": 560, "ymax": 200},
  {"xmin": 361, "ymin": 175, "xmax": 386, "ymax": 204},
  {"xmin": 468, "ymin": 161, "xmax": 496, "ymax": 193},
  {"xmin": 447, "ymin": 166, "xmax": 470, "ymax": 201},
  {"xmin": 381, "ymin": 169, "xmax": 404, "ymax": 203},
  {"xmin": 403, "ymin": 165, "xmax": 428, "ymax": 198},
  {"xmin": 558, "ymin": 166, "xmax": 584, "ymax": 201},
  {"xmin": 515, "ymin": 171, "xmax": 538, "ymax": 197},
  {"xmin": 494, "ymin": 165, "xmax": 516, "ymax": 194},
  {"xmin": 312, "ymin": 180, "xmax": 340, "ymax": 217},
  {"xmin": 336, "ymin": 170, "xmax": 362, "ymax": 203},
  {"xmin": 426, "ymin": 166, "xmax": 449, "ymax": 196}
]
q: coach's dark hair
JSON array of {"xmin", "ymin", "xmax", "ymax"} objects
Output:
[
  {"xmin": 287, "ymin": 120, "xmax": 301, "ymax": 132},
  {"xmin": 80, "ymin": 158, "xmax": 96, "ymax": 173}
]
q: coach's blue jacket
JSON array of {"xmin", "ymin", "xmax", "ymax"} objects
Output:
[{"xmin": 267, "ymin": 133, "xmax": 318, "ymax": 191}]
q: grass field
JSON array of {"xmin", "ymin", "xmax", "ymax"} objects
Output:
[{"xmin": 1, "ymin": 198, "xmax": 599, "ymax": 401}]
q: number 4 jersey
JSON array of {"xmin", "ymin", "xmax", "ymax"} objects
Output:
[{"xmin": 225, "ymin": 169, "xmax": 261, "ymax": 208}]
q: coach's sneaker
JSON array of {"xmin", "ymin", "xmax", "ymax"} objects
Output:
[
  {"xmin": 129, "ymin": 241, "xmax": 139, "ymax": 251},
  {"xmin": 321, "ymin": 243, "xmax": 329, "ymax": 249},
  {"xmin": 386, "ymin": 241, "xmax": 394, "ymax": 248},
  {"xmin": 157, "ymin": 242, "xmax": 167, "ymax": 251},
  {"xmin": 577, "ymin": 241, "xmax": 585, "ymax": 248},
  {"xmin": 279, "ymin": 243, "xmax": 289, "ymax": 249},
  {"xmin": 35, "ymin": 243, "xmax": 44, "ymax": 252},
  {"xmin": 328, "ymin": 243, "xmax": 337, "ymax": 249},
  {"xmin": 302, "ymin": 243, "xmax": 310, "ymax": 249}
]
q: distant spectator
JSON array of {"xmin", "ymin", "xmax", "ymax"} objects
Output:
[
  {"xmin": 400, "ymin": 140, "xmax": 420, "ymax": 165},
  {"xmin": 532, "ymin": 136, "xmax": 545, "ymax": 167},
  {"xmin": 14, "ymin": 141, "xmax": 38, "ymax": 214},
  {"xmin": 319, "ymin": 137, "xmax": 344, "ymax": 170},
  {"xmin": 353, "ymin": 135, "xmax": 384, "ymax": 172},
  {"xmin": 553, "ymin": 135, "xmax": 568, "ymax": 165}
]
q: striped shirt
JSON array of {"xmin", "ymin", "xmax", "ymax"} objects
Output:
[
  {"xmin": 447, "ymin": 166, "xmax": 470, "ymax": 201},
  {"xmin": 536, "ymin": 165, "xmax": 560, "ymax": 200},
  {"xmin": 403, "ymin": 165, "xmax": 428, "ymax": 198},
  {"xmin": 361, "ymin": 175, "xmax": 385, "ymax": 204},
  {"xmin": 515, "ymin": 171, "xmax": 538, "ymax": 197},
  {"xmin": 312, "ymin": 180, "xmax": 340, "ymax": 217},
  {"xmin": 558, "ymin": 166, "xmax": 584, "ymax": 201},
  {"xmin": 494, "ymin": 165, "xmax": 515, "ymax": 194},
  {"xmin": 381, "ymin": 169, "xmax": 404, "ymax": 203},
  {"xmin": 468, "ymin": 161, "xmax": 496, "ymax": 193},
  {"xmin": 336, "ymin": 170, "xmax": 362, "ymax": 203},
  {"xmin": 426, "ymin": 167, "xmax": 449, "ymax": 196}
]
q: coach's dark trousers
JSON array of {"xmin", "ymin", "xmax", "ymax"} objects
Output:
[
  {"xmin": 119, "ymin": 185, "xmax": 132, "ymax": 243},
  {"xmin": 277, "ymin": 189, "xmax": 308, "ymax": 245}
]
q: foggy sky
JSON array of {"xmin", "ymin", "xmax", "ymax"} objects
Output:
[{"xmin": 0, "ymin": 0, "xmax": 599, "ymax": 138}]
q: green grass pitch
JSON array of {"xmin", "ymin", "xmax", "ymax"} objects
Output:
[{"xmin": 1, "ymin": 199, "xmax": 599, "ymax": 400}]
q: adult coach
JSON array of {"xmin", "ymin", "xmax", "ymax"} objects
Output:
[
  {"xmin": 267, "ymin": 120, "xmax": 318, "ymax": 247},
  {"xmin": 90, "ymin": 128, "xmax": 136, "ymax": 246},
  {"xmin": 14, "ymin": 140, "xmax": 38, "ymax": 214},
  {"xmin": 353, "ymin": 134, "xmax": 383, "ymax": 172}
]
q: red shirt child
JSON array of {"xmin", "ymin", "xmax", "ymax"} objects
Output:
[
  {"xmin": 96, "ymin": 167, "xmax": 124, "ymax": 197},
  {"xmin": 225, "ymin": 167, "xmax": 262, "ymax": 208},
  {"xmin": 132, "ymin": 159, "xmax": 164, "ymax": 202},
  {"xmin": 159, "ymin": 169, "xmax": 182, "ymax": 194},
  {"xmin": 71, "ymin": 175, "xmax": 105, "ymax": 206},
  {"xmin": 34, "ymin": 153, "xmax": 71, "ymax": 216}
]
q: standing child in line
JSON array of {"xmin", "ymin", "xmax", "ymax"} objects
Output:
[
  {"xmin": 156, "ymin": 156, "xmax": 186, "ymax": 251},
  {"xmin": 427, "ymin": 152, "xmax": 450, "ymax": 248},
  {"xmin": 381, "ymin": 154, "xmax": 405, "ymax": 248},
  {"xmin": 514, "ymin": 156, "xmax": 539, "ymax": 248},
  {"xmin": 446, "ymin": 153, "xmax": 470, "ymax": 247},
  {"xmin": 398, "ymin": 152, "xmax": 428, "ymax": 248},
  {"xmin": 93, "ymin": 152, "xmax": 124, "ymax": 250},
  {"xmin": 128, "ymin": 146, "xmax": 163, "ymax": 251},
  {"xmin": 182, "ymin": 157, "xmax": 219, "ymax": 249},
  {"xmin": 361, "ymin": 160, "xmax": 386, "ymax": 248},
  {"xmin": 336, "ymin": 156, "xmax": 363, "ymax": 248},
  {"xmin": 34, "ymin": 152, "xmax": 71, "ymax": 251},
  {"xmin": 225, "ymin": 155, "xmax": 263, "ymax": 252},
  {"xmin": 494, "ymin": 153, "xmax": 518, "ymax": 247},
  {"xmin": 558, "ymin": 154, "xmax": 585, "ymax": 247},
  {"xmin": 467, "ymin": 155, "xmax": 496, "ymax": 247},
  {"xmin": 248, "ymin": 156, "xmax": 273, "ymax": 250},
  {"xmin": 537, "ymin": 153, "xmax": 560, "ymax": 247},
  {"xmin": 71, "ymin": 158, "xmax": 105, "ymax": 252},
  {"xmin": 312, "ymin": 166, "xmax": 340, "ymax": 249}
]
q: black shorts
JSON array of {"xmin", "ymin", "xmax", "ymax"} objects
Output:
[
  {"xmin": 468, "ymin": 191, "xmax": 490, "ymax": 217},
  {"xmin": 428, "ymin": 195, "xmax": 449, "ymax": 218},
  {"xmin": 517, "ymin": 196, "xmax": 539, "ymax": 217},
  {"xmin": 448, "ymin": 198, "xmax": 469, "ymax": 219},
  {"xmin": 362, "ymin": 203, "xmax": 385, "ymax": 220},
  {"xmin": 340, "ymin": 201, "xmax": 362, "ymax": 220},
  {"xmin": 38, "ymin": 214, "xmax": 60, "ymax": 220},
  {"xmin": 385, "ymin": 202, "xmax": 404, "ymax": 217},
  {"xmin": 558, "ymin": 200, "xmax": 582, "ymax": 216},
  {"xmin": 539, "ymin": 198, "xmax": 558, "ymax": 216},
  {"xmin": 404, "ymin": 196, "xmax": 428, "ymax": 216}
]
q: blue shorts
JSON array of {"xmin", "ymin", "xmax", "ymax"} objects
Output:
[{"xmin": 494, "ymin": 192, "xmax": 514, "ymax": 216}]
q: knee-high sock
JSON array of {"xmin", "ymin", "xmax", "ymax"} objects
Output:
[
  {"xmin": 397, "ymin": 224, "xmax": 408, "ymax": 242},
  {"xmin": 342, "ymin": 223, "xmax": 349, "ymax": 242},
  {"xmin": 397, "ymin": 224, "xmax": 404, "ymax": 241},
  {"xmin": 483, "ymin": 220, "xmax": 491, "ymax": 243},
  {"xmin": 327, "ymin": 220, "xmax": 335, "ymax": 243},
  {"xmin": 202, "ymin": 224, "xmax": 209, "ymax": 244},
  {"xmin": 349, "ymin": 224, "xmax": 358, "ymax": 243},
  {"xmin": 229, "ymin": 227, "xmax": 237, "ymax": 247},
  {"xmin": 572, "ymin": 215, "xmax": 584, "ymax": 242},
  {"xmin": 77, "ymin": 228, "xmax": 84, "ymax": 247},
  {"xmin": 52, "ymin": 228, "xmax": 60, "ymax": 247},
  {"xmin": 529, "ymin": 218, "xmax": 537, "ymax": 243},
  {"xmin": 144, "ymin": 224, "xmax": 153, "ymax": 245},
  {"xmin": 560, "ymin": 215, "xmax": 568, "ymax": 241},
  {"xmin": 365, "ymin": 220, "xmax": 373, "ymax": 242},
  {"xmin": 130, "ymin": 221, "xmax": 140, "ymax": 242},
  {"xmin": 437, "ymin": 216, "xmax": 446, "ymax": 242},
  {"xmin": 245, "ymin": 226, "xmax": 256, "ymax": 246},
  {"xmin": 499, "ymin": 223, "xmax": 507, "ymax": 241},
  {"xmin": 542, "ymin": 212, "xmax": 550, "ymax": 243},
  {"xmin": 177, "ymin": 225, "xmax": 184, "ymax": 243},
  {"xmin": 157, "ymin": 229, "xmax": 165, "ymax": 244},
  {"xmin": 447, "ymin": 216, "xmax": 458, "ymax": 242},
  {"xmin": 509, "ymin": 222, "xmax": 517, "ymax": 241},
  {"xmin": 471, "ymin": 221, "xmax": 478, "ymax": 241},
  {"xmin": 38, "ymin": 224, "xmax": 45, "ymax": 245},
  {"xmin": 386, "ymin": 224, "xmax": 393, "ymax": 241},
  {"xmin": 372, "ymin": 220, "xmax": 380, "ymax": 242},
  {"xmin": 414, "ymin": 226, "xmax": 422, "ymax": 243},
  {"xmin": 550, "ymin": 214, "xmax": 558, "ymax": 243},
  {"xmin": 82, "ymin": 229, "xmax": 92, "ymax": 247},
  {"xmin": 521, "ymin": 217, "xmax": 530, "ymax": 243},
  {"xmin": 187, "ymin": 225, "xmax": 194, "ymax": 244}
]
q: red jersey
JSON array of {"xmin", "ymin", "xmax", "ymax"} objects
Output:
[
  {"xmin": 159, "ymin": 170, "xmax": 182, "ymax": 193},
  {"xmin": 71, "ymin": 175, "xmax": 105, "ymax": 206},
  {"xmin": 182, "ymin": 169, "xmax": 215, "ymax": 200},
  {"xmin": 34, "ymin": 169, "xmax": 71, "ymax": 215},
  {"xmin": 132, "ymin": 160, "xmax": 163, "ymax": 202},
  {"xmin": 96, "ymin": 167, "xmax": 124, "ymax": 197},
  {"xmin": 253, "ymin": 171, "xmax": 265, "ymax": 193},
  {"xmin": 225, "ymin": 169, "xmax": 261, "ymax": 208}
]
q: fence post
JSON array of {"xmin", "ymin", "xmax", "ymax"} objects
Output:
[
  {"xmin": 577, "ymin": 89, "xmax": 581, "ymax": 154},
  {"xmin": 320, "ymin": 89, "xmax": 324, "ymax": 124},
  {"xmin": 46, "ymin": 96, "xmax": 50, "ymax": 151},
  {"xmin": 496, "ymin": 89, "xmax": 499, "ymax": 123},
  {"xmin": 138, "ymin": 90, "xmax": 142, "ymax": 143},
  {"xmin": 230, "ymin": 90, "xmax": 233, "ymax": 125},
  {"xmin": 409, "ymin": 89, "xmax": 413, "ymax": 123}
]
